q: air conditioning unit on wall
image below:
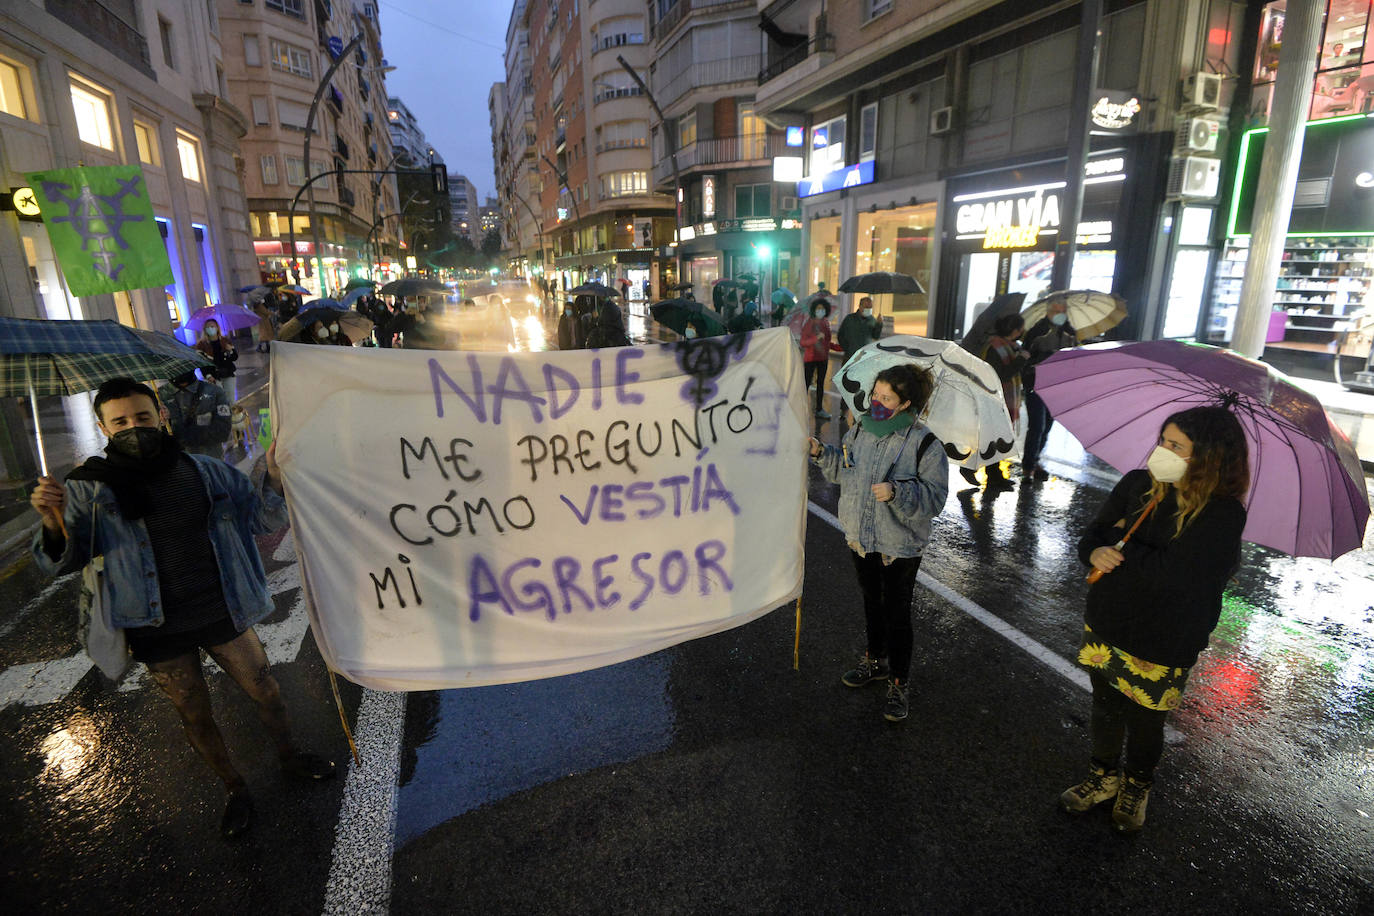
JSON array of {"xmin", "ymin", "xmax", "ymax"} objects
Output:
[
  {"xmin": 1176, "ymin": 117, "xmax": 1220, "ymax": 153},
  {"xmin": 1183, "ymin": 72, "xmax": 1222, "ymax": 110},
  {"xmin": 930, "ymin": 106, "xmax": 954, "ymax": 136},
  {"xmin": 779, "ymin": 196, "xmax": 799, "ymax": 212},
  {"xmin": 1167, "ymin": 156, "xmax": 1221, "ymax": 199}
]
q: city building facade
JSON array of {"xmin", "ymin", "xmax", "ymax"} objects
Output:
[
  {"xmin": 495, "ymin": 0, "xmax": 543, "ymax": 277},
  {"xmin": 525, "ymin": 0, "xmax": 673, "ymax": 300},
  {"xmin": 0, "ymin": 0, "xmax": 257, "ymax": 334},
  {"xmin": 648, "ymin": 0, "xmax": 800, "ymax": 304},
  {"xmin": 219, "ymin": 0, "xmax": 400, "ymax": 297},
  {"xmin": 448, "ymin": 173, "xmax": 480, "ymax": 244},
  {"xmin": 752, "ymin": 0, "xmax": 1246, "ymax": 345}
]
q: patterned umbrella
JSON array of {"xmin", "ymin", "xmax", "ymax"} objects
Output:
[
  {"xmin": 0, "ymin": 316, "xmax": 211, "ymax": 474},
  {"xmin": 1021, "ymin": 289, "xmax": 1127, "ymax": 342},
  {"xmin": 836, "ymin": 335, "xmax": 1016, "ymax": 469},
  {"xmin": 1035, "ymin": 339, "xmax": 1369, "ymax": 559}
]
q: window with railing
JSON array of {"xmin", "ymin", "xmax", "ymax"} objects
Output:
[
  {"xmin": 597, "ymin": 119, "xmax": 648, "ymax": 151},
  {"xmin": 594, "ymin": 84, "xmax": 643, "ymax": 103}
]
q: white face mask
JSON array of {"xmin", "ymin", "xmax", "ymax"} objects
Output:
[
  {"xmin": 316, "ymin": 326, "xmax": 330, "ymax": 338},
  {"xmin": 206, "ymin": 328, "xmax": 219, "ymax": 339},
  {"xmin": 1050, "ymin": 312, "xmax": 1068, "ymax": 326},
  {"xmin": 813, "ymin": 309, "xmax": 824, "ymax": 318},
  {"xmin": 861, "ymin": 308, "xmax": 873, "ymax": 317},
  {"xmin": 684, "ymin": 326, "xmax": 698, "ymax": 339},
  {"xmin": 329, "ymin": 324, "xmax": 340, "ymax": 334},
  {"xmin": 1146, "ymin": 445, "xmax": 1190, "ymax": 483}
]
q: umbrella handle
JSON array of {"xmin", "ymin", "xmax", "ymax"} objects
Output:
[
  {"xmin": 1085, "ymin": 497, "xmax": 1158, "ymax": 584},
  {"xmin": 26, "ymin": 370, "xmax": 68, "ymax": 539}
]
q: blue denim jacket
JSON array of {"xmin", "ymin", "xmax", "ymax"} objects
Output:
[
  {"xmin": 813, "ymin": 420, "xmax": 949, "ymax": 558},
  {"xmin": 31, "ymin": 454, "xmax": 288, "ymax": 630}
]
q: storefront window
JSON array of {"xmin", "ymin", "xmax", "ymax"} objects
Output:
[
  {"xmin": 855, "ymin": 204, "xmax": 935, "ymax": 334},
  {"xmin": 808, "ymin": 215, "xmax": 842, "ymax": 295},
  {"xmin": 1254, "ymin": 1, "xmax": 1374, "ymax": 122},
  {"xmin": 689, "ymin": 256, "xmax": 718, "ymax": 296}
]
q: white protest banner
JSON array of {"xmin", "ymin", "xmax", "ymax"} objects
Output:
[{"xmin": 271, "ymin": 327, "xmax": 810, "ymax": 690}]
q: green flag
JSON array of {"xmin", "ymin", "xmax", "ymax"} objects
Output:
[{"xmin": 25, "ymin": 165, "xmax": 175, "ymax": 298}]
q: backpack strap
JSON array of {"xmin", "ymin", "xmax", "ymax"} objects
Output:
[{"xmin": 914, "ymin": 432, "xmax": 937, "ymax": 469}]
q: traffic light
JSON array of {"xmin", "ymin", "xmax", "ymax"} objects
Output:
[{"xmin": 431, "ymin": 163, "xmax": 448, "ymax": 195}]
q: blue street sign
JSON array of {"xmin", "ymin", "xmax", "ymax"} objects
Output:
[
  {"xmin": 796, "ymin": 160, "xmax": 876, "ymax": 198},
  {"xmin": 327, "ymin": 36, "xmax": 344, "ymax": 59}
]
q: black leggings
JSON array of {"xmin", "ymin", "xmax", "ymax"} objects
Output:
[
  {"xmin": 804, "ymin": 361, "xmax": 827, "ymax": 412},
  {"xmin": 850, "ymin": 551, "xmax": 922, "ymax": 681},
  {"xmin": 1088, "ymin": 668, "xmax": 1169, "ymax": 781}
]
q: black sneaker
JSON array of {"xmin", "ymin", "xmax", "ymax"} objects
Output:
[
  {"xmin": 221, "ymin": 789, "xmax": 254, "ymax": 839},
  {"xmin": 282, "ymin": 752, "xmax": 338, "ymax": 782},
  {"xmin": 841, "ymin": 655, "xmax": 890, "ymax": 687},
  {"xmin": 1060, "ymin": 765, "xmax": 1121, "ymax": 813},
  {"xmin": 959, "ymin": 467, "xmax": 980, "ymax": 487},
  {"xmin": 882, "ymin": 679, "xmax": 909, "ymax": 722}
]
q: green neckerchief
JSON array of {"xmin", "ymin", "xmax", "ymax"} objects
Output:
[{"xmin": 858, "ymin": 410, "xmax": 915, "ymax": 438}]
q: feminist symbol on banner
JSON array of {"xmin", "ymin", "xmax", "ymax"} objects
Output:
[
  {"xmin": 25, "ymin": 165, "xmax": 173, "ymax": 297},
  {"xmin": 675, "ymin": 334, "xmax": 750, "ymax": 407}
]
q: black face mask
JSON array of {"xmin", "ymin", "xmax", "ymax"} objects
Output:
[{"xmin": 107, "ymin": 426, "xmax": 165, "ymax": 461}]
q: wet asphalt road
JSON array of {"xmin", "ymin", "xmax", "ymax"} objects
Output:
[{"xmin": 1, "ymin": 307, "xmax": 1372, "ymax": 914}]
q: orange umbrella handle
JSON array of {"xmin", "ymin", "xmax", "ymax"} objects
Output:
[{"xmin": 1085, "ymin": 497, "xmax": 1158, "ymax": 584}]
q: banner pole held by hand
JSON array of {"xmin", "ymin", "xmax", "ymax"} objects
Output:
[
  {"xmin": 327, "ymin": 666, "xmax": 361, "ymax": 766},
  {"xmin": 793, "ymin": 596, "xmax": 801, "ymax": 670}
]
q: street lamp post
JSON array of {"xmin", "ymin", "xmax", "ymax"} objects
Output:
[
  {"xmin": 617, "ymin": 55, "xmax": 681, "ymax": 294},
  {"xmin": 368, "ymin": 149, "xmax": 406, "ymax": 280},
  {"xmin": 297, "ymin": 33, "xmax": 369, "ymax": 295}
]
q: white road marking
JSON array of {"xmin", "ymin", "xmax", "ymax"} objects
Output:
[
  {"xmin": 323, "ymin": 688, "xmax": 405, "ymax": 916},
  {"xmin": 0, "ymin": 653, "xmax": 94, "ymax": 708},
  {"xmin": 0, "ymin": 572, "xmax": 78, "ymax": 640},
  {"xmin": 3, "ymin": 547, "xmax": 311, "ymax": 707}
]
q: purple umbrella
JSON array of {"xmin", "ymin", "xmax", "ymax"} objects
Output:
[
  {"xmin": 1036, "ymin": 339, "xmax": 1369, "ymax": 559},
  {"xmin": 186, "ymin": 303, "xmax": 262, "ymax": 334}
]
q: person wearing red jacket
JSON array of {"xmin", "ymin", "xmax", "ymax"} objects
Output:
[{"xmin": 800, "ymin": 297, "xmax": 842, "ymax": 418}]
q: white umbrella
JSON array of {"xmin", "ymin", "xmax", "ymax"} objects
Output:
[
  {"xmin": 1020, "ymin": 289, "xmax": 1127, "ymax": 342},
  {"xmin": 835, "ymin": 335, "xmax": 1016, "ymax": 469}
]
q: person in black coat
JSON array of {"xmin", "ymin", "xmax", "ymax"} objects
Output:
[
  {"xmin": 557, "ymin": 299, "xmax": 581, "ymax": 350},
  {"xmin": 1019, "ymin": 300, "xmax": 1078, "ymax": 480},
  {"xmin": 584, "ymin": 297, "xmax": 631, "ymax": 348},
  {"xmin": 1060, "ymin": 406, "xmax": 1249, "ymax": 833}
]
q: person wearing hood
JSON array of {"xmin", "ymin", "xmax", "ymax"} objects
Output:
[
  {"xmin": 156, "ymin": 370, "xmax": 232, "ymax": 458},
  {"xmin": 27, "ymin": 378, "xmax": 336, "ymax": 840},
  {"xmin": 808, "ymin": 363, "xmax": 949, "ymax": 722},
  {"xmin": 800, "ymin": 296, "xmax": 843, "ymax": 419}
]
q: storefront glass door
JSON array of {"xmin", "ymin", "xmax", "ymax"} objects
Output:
[
  {"xmin": 959, "ymin": 252, "xmax": 1001, "ymax": 337},
  {"xmin": 808, "ymin": 216, "xmax": 842, "ymax": 297},
  {"xmin": 856, "ymin": 203, "xmax": 936, "ymax": 335}
]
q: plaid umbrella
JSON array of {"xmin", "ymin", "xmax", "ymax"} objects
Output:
[{"xmin": 0, "ymin": 316, "xmax": 211, "ymax": 475}]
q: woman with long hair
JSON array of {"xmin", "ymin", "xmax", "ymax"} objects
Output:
[
  {"xmin": 1062, "ymin": 405, "xmax": 1249, "ymax": 832},
  {"xmin": 809, "ymin": 363, "xmax": 949, "ymax": 723}
]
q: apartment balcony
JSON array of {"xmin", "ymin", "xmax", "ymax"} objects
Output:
[
  {"xmin": 758, "ymin": 32, "xmax": 835, "ymax": 86},
  {"xmin": 45, "ymin": 0, "xmax": 154, "ymax": 79},
  {"xmin": 338, "ymin": 186, "xmax": 356, "ymax": 209},
  {"xmin": 654, "ymin": 55, "xmax": 761, "ymax": 110},
  {"xmin": 651, "ymin": 134, "xmax": 781, "ymax": 186}
]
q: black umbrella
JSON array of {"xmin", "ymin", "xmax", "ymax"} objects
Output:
[
  {"xmin": 378, "ymin": 277, "xmax": 447, "ymax": 297},
  {"xmin": 569, "ymin": 281, "xmax": 620, "ymax": 298},
  {"xmin": 343, "ymin": 277, "xmax": 377, "ymax": 292},
  {"xmin": 839, "ymin": 271, "xmax": 925, "ymax": 295},
  {"xmin": 959, "ymin": 292, "xmax": 1026, "ymax": 355},
  {"xmin": 714, "ymin": 279, "xmax": 750, "ymax": 290},
  {"xmin": 665, "ymin": 281, "xmax": 694, "ymax": 291},
  {"xmin": 650, "ymin": 299, "xmax": 727, "ymax": 337}
]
